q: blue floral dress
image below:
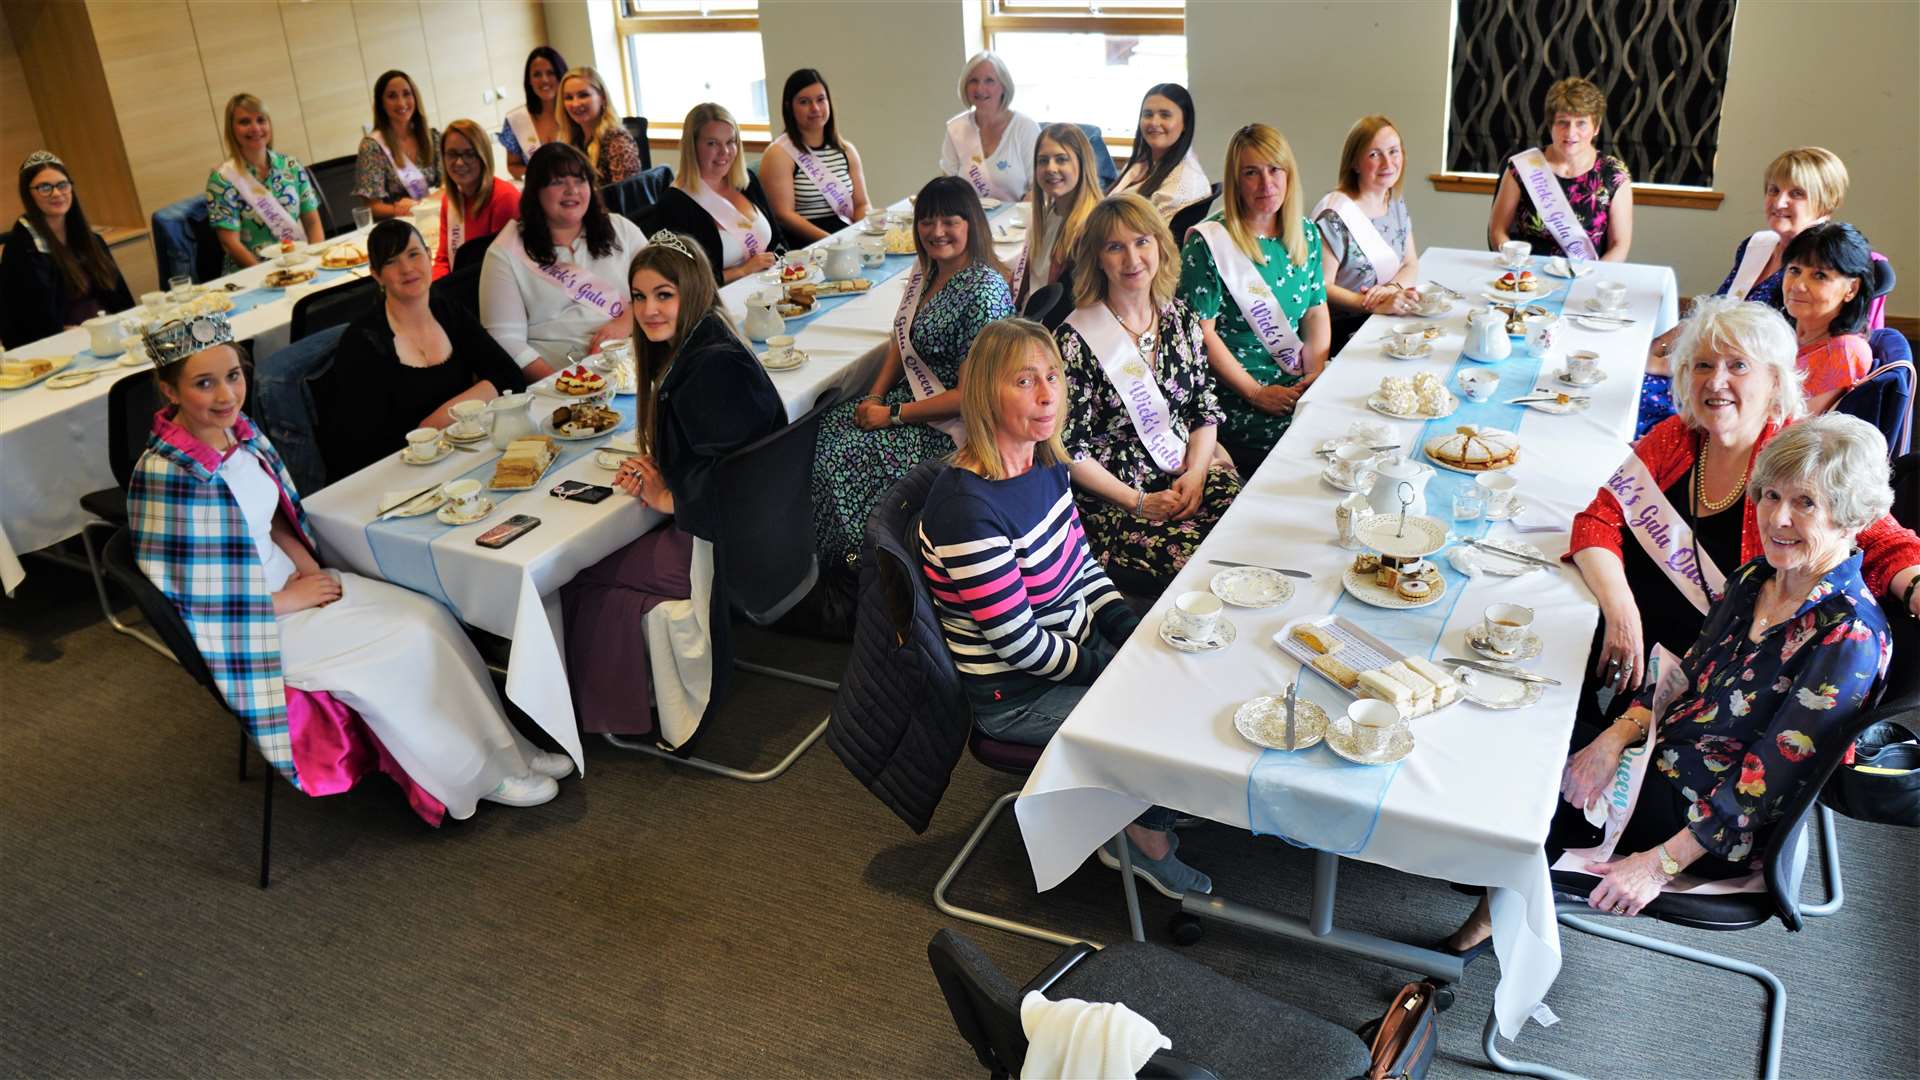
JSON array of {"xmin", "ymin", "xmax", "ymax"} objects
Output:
[
  {"xmin": 204, "ymin": 151, "xmax": 318, "ymax": 273},
  {"xmin": 810, "ymin": 260, "xmax": 1013, "ymax": 565}
]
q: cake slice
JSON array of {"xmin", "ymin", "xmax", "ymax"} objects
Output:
[
  {"xmin": 1403, "ymin": 656, "xmax": 1462, "ymax": 708},
  {"xmin": 1379, "ymin": 661, "xmax": 1436, "ymax": 716},
  {"xmin": 1290, "ymin": 624, "xmax": 1340, "ymax": 655},
  {"xmin": 1356, "ymin": 669, "xmax": 1413, "ymax": 717},
  {"xmin": 1310, "ymin": 654, "xmax": 1361, "ymax": 690}
]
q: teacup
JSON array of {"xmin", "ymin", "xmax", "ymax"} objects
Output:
[
  {"xmin": 1484, "ymin": 602, "xmax": 1534, "ymax": 655},
  {"xmin": 443, "ymin": 477, "xmax": 484, "ymax": 515},
  {"xmin": 1457, "ymin": 368, "xmax": 1498, "ymax": 403},
  {"xmin": 1499, "ymin": 240, "xmax": 1531, "ymax": 268},
  {"xmin": 1386, "ymin": 330, "xmax": 1423, "ymax": 356},
  {"xmin": 764, "ymin": 334, "xmax": 796, "ymax": 363},
  {"xmin": 1169, "ymin": 590, "xmax": 1223, "ymax": 642},
  {"xmin": 83, "ymin": 314, "xmax": 127, "ymax": 358},
  {"xmin": 1347, "ymin": 699, "xmax": 1403, "ymax": 756},
  {"xmin": 404, "ymin": 427, "xmax": 442, "ymax": 462},
  {"xmin": 140, "ymin": 290, "xmax": 167, "ymax": 314},
  {"xmin": 858, "ymin": 235, "xmax": 887, "ymax": 267},
  {"xmin": 1566, "ymin": 349, "xmax": 1601, "ymax": 383},
  {"xmin": 1594, "ymin": 280, "xmax": 1628, "ymax": 311},
  {"xmin": 1476, "ymin": 472, "xmax": 1518, "ymax": 518},
  {"xmin": 1330, "ymin": 442, "xmax": 1378, "ymax": 488},
  {"xmin": 1415, "ymin": 292, "xmax": 1450, "ymax": 317},
  {"xmin": 448, "ymin": 399, "xmax": 487, "ymax": 438},
  {"xmin": 1524, "ymin": 313, "xmax": 1561, "ymax": 360}
]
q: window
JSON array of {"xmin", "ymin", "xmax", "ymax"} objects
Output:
[
  {"xmin": 616, "ymin": 0, "xmax": 768, "ymax": 133},
  {"xmin": 1444, "ymin": 0, "xmax": 1737, "ymax": 188},
  {"xmin": 980, "ymin": 1, "xmax": 1186, "ymax": 140}
]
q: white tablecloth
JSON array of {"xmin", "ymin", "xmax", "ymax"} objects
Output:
[{"xmin": 1014, "ymin": 247, "xmax": 1677, "ymax": 1038}]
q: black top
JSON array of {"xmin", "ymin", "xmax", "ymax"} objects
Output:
[
  {"xmin": 0, "ymin": 219, "xmax": 134, "ymax": 348},
  {"xmin": 1620, "ymin": 469, "xmax": 1746, "ymax": 657},
  {"xmin": 647, "ymin": 172, "xmax": 784, "ymax": 288},
  {"xmin": 319, "ymin": 294, "xmax": 528, "ymax": 480},
  {"xmin": 655, "ymin": 312, "xmax": 786, "ymax": 540}
]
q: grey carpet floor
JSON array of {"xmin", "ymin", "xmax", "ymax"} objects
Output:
[{"xmin": 2, "ymin": 555, "xmax": 1915, "ymax": 1079}]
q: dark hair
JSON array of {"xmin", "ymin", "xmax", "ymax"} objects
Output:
[
  {"xmin": 1118, "ymin": 83, "xmax": 1196, "ymax": 200},
  {"xmin": 779, "ymin": 68, "xmax": 841, "ymax": 153},
  {"xmin": 522, "ymin": 46, "xmax": 567, "ymax": 117},
  {"xmin": 18, "ymin": 159, "xmax": 119, "ymax": 298},
  {"xmin": 913, "ymin": 175, "xmax": 1010, "ymax": 286},
  {"xmin": 370, "ymin": 70, "xmax": 436, "ymax": 173},
  {"xmin": 1781, "ymin": 221, "xmax": 1892, "ymax": 337},
  {"xmin": 518, "ymin": 142, "xmax": 617, "ymax": 265},
  {"xmin": 367, "ymin": 218, "xmax": 424, "ymax": 273},
  {"xmin": 627, "ymin": 236, "xmax": 728, "ymax": 455}
]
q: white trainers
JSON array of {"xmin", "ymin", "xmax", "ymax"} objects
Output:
[
  {"xmin": 527, "ymin": 751, "xmax": 574, "ymax": 780},
  {"xmin": 481, "ymin": 773, "xmax": 558, "ymax": 807}
]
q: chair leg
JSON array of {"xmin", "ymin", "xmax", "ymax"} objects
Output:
[
  {"xmin": 734, "ymin": 660, "xmax": 839, "ymax": 692},
  {"xmin": 933, "ymin": 790, "xmax": 1096, "ymax": 950},
  {"xmin": 1799, "ymin": 805, "xmax": 1845, "ymax": 918},
  {"xmin": 258, "ymin": 762, "xmax": 273, "ymax": 889},
  {"xmin": 603, "ymin": 715, "xmax": 829, "ymax": 783},
  {"xmin": 1483, "ymin": 904, "xmax": 1786, "ymax": 1080},
  {"xmin": 80, "ymin": 523, "xmax": 172, "ymax": 660}
]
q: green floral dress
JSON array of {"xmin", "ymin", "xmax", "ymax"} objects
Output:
[
  {"xmin": 204, "ymin": 150, "xmax": 319, "ymax": 273},
  {"xmin": 811, "ymin": 261, "xmax": 1013, "ymax": 565},
  {"xmin": 1177, "ymin": 215, "xmax": 1326, "ymax": 458}
]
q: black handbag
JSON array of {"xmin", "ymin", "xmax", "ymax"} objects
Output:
[{"xmin": 1821, "ymin": 718, "xmax": 1920, "ymax": 827}]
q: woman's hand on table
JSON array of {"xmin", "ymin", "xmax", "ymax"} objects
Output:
[
  {"xmin": 1583, "ymin": 849, "xmax": 1668, "ymax": 916},
  {"xmin": 584, "ymin": 320, "xmax": 631, "ymax": 357},
  {"xmin": 273, "ymin": 570, "xmax": 342, "ymax": 615},
  {"xmin": 1362, "ymin": 283, "xmax": 1418, "ymax": 314},
  {"xmin": 853, "ymin": 400, "xmax": 892, "ymax": 431},
  {"xmin": 1137, "ymin": 489, "xmax": 1184, "ymax": 522},
  {"xmin": 1594, "ymin": 599, "xmax": 1647, "ymax": 694},
  {"xmin": 1561, "ymin": 723, "xmax": 1633, "ymax": 813},
  {"xmin": 1251, "ymin": 383, "xmax": 1302, "ymax": 416},
  {"xmin": 742, "ymin": 251, "xmax": 777, "ymax": 275}
]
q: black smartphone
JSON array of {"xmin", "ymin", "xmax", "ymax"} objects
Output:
[
  {"xmin": 476, "ymin": 514, "xmax": 541, "ymax": 549},
  {"xmin": 550, "ymin": 480, "xmax": 614, "ymax": 504}
]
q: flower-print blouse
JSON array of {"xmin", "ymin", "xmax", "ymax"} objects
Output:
[
  {"xmin": 204, "ymin": 150, "xmax": 319, "ymax": 273},
  {"xmin": 1056, "ymin": 298, "xmax": 1223, "ymax": 487},
  {"xmin": 1499, "ymin": 152, "xmax": 1630, "ymax": 258},
  {"xmin": 351, "ymin": 130, "xmax": 442, "ymax": 205},
  {"xmin": 1637, "ymin": 552, "xmax": 1890, "ymax": 863}
]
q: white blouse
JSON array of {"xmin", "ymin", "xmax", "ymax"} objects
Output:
[
  {"xmin": 939, "ymin": 109, "xmax": 1041, "ymax": 202},
  {"xmin": 479, "ymin": 216, "xmax": 648, "ymax": 369},
  {"xmin": 1109, "ymin": 148, "xmax": 1212, "ymax": 218},
  {"xmin": 224, "ymin": 449, "xmax": 299, "ymax": 593}
]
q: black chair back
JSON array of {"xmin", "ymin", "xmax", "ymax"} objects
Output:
[
  {"xmin": 1023, "ymin": 281, "xmax": 1064, "ymax": 322},
  {"xmin": 713, "ymin": 395, "xmax": 836, "ymax": 624},
  {"xmin": 1833, "ymin": 329, "xmax": 1917, "ymax": 457},
  {"xmin": 105, "ymin": 370, "xmax": 164, "ymax": 490},
  {"xmin": 451, "ymin": 230, "xmax": 497, "ymax": 273},
  {"xmin": 302, "ymin": 164, "xmax": 331, "ymax": 240},
  {"xmin": 1893, "ymin": 452, "xmax": 1918, "ymax": 530},
  {"xmin": 1168, "ymin": 183, "xmax": 1221, "ymax": 243},
  {"xmin": 290, "ymin": 277, "xmax": 379, "ymax": 343},
  {"xmin": 1076, "ymin": 123, "xmax": 1119, "ymax": 191},
  {"xmin": 101, "ymin": 529, "xmax": 224, "ymax": 705},
  {"xmin": 605, "ymin": 164, "xmax": 675, "ymax": 221},
  {"xmin": 434, "ymin": 260, "xmax": 486, "ymax": 322},
  {"xmin": 622, "ymin": 116, "xmax": 653, "ymax": 171},
  {"xmin": 1023, "ymin": 270, "xmax": 1074, "ymax": 331},
  {"xmin": 928, "ymin": 927, "xmax": 1033, "ymax": 1076},
  {"xmin": 307, "ymin": 154, "xmax": 361, "ymax": 237}
]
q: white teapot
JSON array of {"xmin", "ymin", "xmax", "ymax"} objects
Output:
[
  {"xmin": 742, "ymin": 289, "xmax": 786, "ymax": 342},
  {"xmin": 1365, "ymin": 455, "xmax": 1434, "ymax": 517},
  {"xmin": 1463, "ymin": 307, "xmax": 1512, "ymax": 362},
  {"xmin": 823, "ymin": 239, "xmax": 862, "ymax": 282},
  {"xmin": 485, "ymin": 391, "xmax": 536, "ymax": 449}
]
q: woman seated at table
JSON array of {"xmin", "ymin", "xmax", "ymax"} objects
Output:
[
  {"xmin": 1781, "ymin": 221, "xmax": 1889, "ymax": 415},
  {"xmin": 556, "ymin": 67, "xmax": 642, "ymax": 187},
  {"xmin": 433, "ymin": 120, "xmax": 521, "ymax": 279},
  {"xmin": 204, "ymin": 93, "xmax": 325, "ymax": 273},
  {"xmin": 1055, "ymin": 194, "xmax": 1239, "ymax": 591},
  {"xmin": 500, "ymin": 46, "xmax": 567, "ymax": 181},
  {"xmin": 920, "ymin": 318, "xmax": 1211, "ymax": 898},
  {"xmin": 1178, "ymin": 123, "xmax": 1330, "ymax": 474},
  {"xmin": 128, "ymin": 312, "xmax": 571, "ymax": 820},
  {"xmin": 650, "ymin": 103, "xmax": 780, "ymax": 286},
  {"xmin": 1107, "ymin": 84, "xmax": 1210, "ymax": 217},
  {"xmin": 939, "ymin": 51, "xmax": 1040, "ymax": 204},
  {"xmin": 2, "ymin": 151, "xmax": 133, "ymax": 348},
  {"xmin": 1488, "ymin": 76, "xmax": 1633, "ymax": 263},
  {"xmin": 323, "ymin": 219, "xmax": 527, "ymax": 479},
  {"xmin": 811, "ymin": 176, "xmax": 1014, "ymax": 569},
  {"xmin": 1637, "ymin": 147, "xmax": 1852, "ymax": 437},
  {"xmin": 352, "ymin": 70, "xmax": 440, "ymax": 221},
  {"xmin": 1446, "ymin": 413, "xmax": 1894, "ymax": 952},
  {"xmin": 1017, "ymin": 123, "xmax": 1102, "ymax": 309},
  {"xmin": 1314, "ymin": 115, "xmax": 1422, "ymax": 355},
  {"xmin": 761, "ymin": 68, "xmax": 872, "ymax": 244},
  {"xmin": 1564, "ymin": 298, "xmax": 1919, "ymax": 742},
  {"xmin": 480, "ymin": 142, "xmax": 646, "ymax": 380},
  {"xmin": 562, "ymin": 233, "xmax": 785, "ymax": 742}
]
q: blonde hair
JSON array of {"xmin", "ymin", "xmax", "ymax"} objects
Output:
[
  {"xmin": 674, "ymin": 102, "xmax": 749, "ymax": 193},
  {"xmin": 1069, "ymin": 194, "xmax": 1181, "ymax": 310},
  {"xmin": 957, "ymin": 51, "xmax": 1015, "ymax": 110},
  {"xmin": 1336, "ymin": 115, "xmax": 1405, "ymax": 200},
  {"xmin": 1765, "ymin": 147, "xmax": 1849, "ymax": 219},
  {"xmin": 1669, "ymin": 295, "xmax": 1807, "ymax": 428},
  {"xmin": 556, "ymin": 67, "xmax": 624, "ymax": 175},
  {"xmin": 370, "ymin": 70, "xmax": 435, "ymax": 172},
  {"xmin": 1544, "ymin": 76, "xmax": 1607, "ymax": 127},
  {"xmin": 439, "ymin": 120, "xmax": 497, "ymax": 218},
  {"xmin": 1220, "ymin": 124, "xmax": 1306, "ymax": 268},
  {"xmin": 221, "ymin": 93, "xmax": 275, "ymax": 165},
  {"xmin": 952, "ymin": 319, "xmax": 1070, "ymax": 481},
  {"xmin": 1027, "ymin": 124, "xmax": 1101, "ymax": 292}
]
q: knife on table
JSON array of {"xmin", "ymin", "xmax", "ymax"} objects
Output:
[
  {"xmin": 1443, "ymin": 658, "xmax": 1562, "ymax": 686},
  {"xmin": 377, "ymin": 482, "xmax": 444, "ymax": 520},
  {"xmin": 1460, "ymin": 538, "xmax": 1560, "ymax": 570},
  {"xmin": 1208, "ymin": 559, "xmax": 1312, "ymax": 579}
]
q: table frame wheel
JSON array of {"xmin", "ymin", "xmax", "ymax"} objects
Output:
[{"xmin": 1168, "ymin": 912, "xmax": 1204, "ymax": 946}]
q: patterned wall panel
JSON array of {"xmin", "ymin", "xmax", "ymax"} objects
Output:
[{"xmin": 1446, "ymin": 0, "xmax": 1737, "ymax": 187}]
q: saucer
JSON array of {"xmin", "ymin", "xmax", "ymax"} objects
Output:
[
  {"xmin": 1235, "ymin": 693, "xmax": 1327, "ymax": 750},
  {"xmin": 1571, "ymin": 314, "xmax": 1625, "ymax": 332},
  {"xmin": 1555, "ymin": 368, "xmax": 1607, "ymax": 387},
  {"xmin": 444, "ymin": 425, "xmax": 492, "ymax": 444},
  {"xmin": 437, "ymin": 497, "xmax": 494, "ymax": 525},
  {"xmin": 1455, "ymin": 660, "xmax": 1547, "ymax": 709},
  {"xmin": 1210, "ymin": 566, "xmax": 1294, "ymax": 608},
  {"xmin": 1160, "ymin": 614, "xmax": 1236, "ymax": 653},
  {"xmin": 400, "ymin": 440, "xmax": 452, "ymax": 466},
  {"xmin": 1384, "ymin": 341, "xmax": 1434, "ymax": 361},
  {"xmin": 762, "ymin": 348, "xmax": 808, "ymax": 372},
  {"xmin": 1467, "ymin": 624, "xmax": 1544, "ymax": 662},
  {"xmin": 1583, "ymin": 298, "xmax": 1628, "ymax": 314},
  {"xmin": 1483, "ymin": 496, "xmax": 1527, "ymax": 522},
  {"xmin": 1321, "ymin": 464, "xmax": 1372, "ymax": 493},
  {"xmin": 1542, "ymin": 257, "xmax": 1593, "ymax": 279},
  {"xmin": 1325, "ymin": 718, "xmax": 1415, "ymax": 765},
  {"xmin": 1516, "ymin": 393, "xmax": 1590, "ymax": 415}
]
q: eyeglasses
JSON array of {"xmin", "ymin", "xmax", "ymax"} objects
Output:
[
  {"xmin": 444, "ymin": 149, "xmax": 482, "ymax": 163},
  {"xmin": 30, "ymin": 180, "xmax": 72, "ymax": 197}
]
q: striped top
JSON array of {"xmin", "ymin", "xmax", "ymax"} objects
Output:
[
  {"xmin": 920, "ymin": 462, "xmax": 1138, "ymax": 710},
  {"xmin": 790, "ymin": 141, "xmax": 853, "ymax": 224}
]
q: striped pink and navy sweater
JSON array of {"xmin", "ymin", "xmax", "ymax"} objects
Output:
[{"xmin": 919, "ymin": 462, "xmax": 1140, "ymax": 711}]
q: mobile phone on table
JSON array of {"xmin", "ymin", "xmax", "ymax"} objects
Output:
[
  {"xmin": 476, "ymin": 514, "xmax": 541, "ymax": 549},
  {"xmin": 550, "ymin": 480, "xmax": 614, "ymax": 504}
]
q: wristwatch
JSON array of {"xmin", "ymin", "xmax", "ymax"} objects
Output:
[
  {"xmin": 1655, "ymin": 842, "xmax": 1681, "ymax": 878},
  {"xmin": 888, "ymin": 402, "xmax": 903, "ymax": 427}
]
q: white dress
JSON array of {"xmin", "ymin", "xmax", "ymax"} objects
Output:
[
  {"xmin": 1109, "ymin": 148, "xmax": 1212, "ymax": 218},
  {"xmin": 224, "ymin": 449, "xmax": 538, "ymax": 819}
]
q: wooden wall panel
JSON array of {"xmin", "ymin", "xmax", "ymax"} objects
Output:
[
  {"xmin": 280, "ymin": 0, "xmax": 367, "ymax": 164},
  {"xmin": 352, "ymin": 1, "xmax": 439, "ymax": 128},
  {"xmin": 187, "ymin": 0, "xmax": 310, "ymax": 166},
  {"xmin": 85, "ymin": 0, "xmax": 220, "ymax": 220},
  {"xmin": 419, "ymin": 0, "xmax": 498, "ymax": 133},
  {"xmin": 3, "ymin": 0, "xmax": 141, "ymax": 227},
  {"xmin": 0, "ymin": 2, "xmax": 47, "ymax": 220},
  {"xmin": 482, "ymin": 0, "xmax": 547, "ymax": 129}
]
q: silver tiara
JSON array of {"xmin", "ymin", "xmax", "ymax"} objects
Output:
[
  {"xmin": 649, "ymin": 230, "xmax": 700, "ymax": 262},
  {"xmin": 20, "ymin": 150, "xmax": 62, "ymax": 173},
  {"xmin": 141, "ymin": 311, "xmax": 234, "ymax": 369}
]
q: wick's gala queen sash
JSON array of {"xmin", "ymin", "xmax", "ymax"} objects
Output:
[
  {"xmin": 509, "ymin": 230, "xmax": 628, "ymax": 322},
  {"xmin": 772, "ymin": 133, "xmax": 853, "ymax": 224},
  {"xmin": 948, "ymin": 113, "xmax": 1014, "ymax": 203},
  {"xmin": 1727, "ymin": 229, "xmax": 1783, "ymax": 300},
  {"xmin": 1603, "ymin": 449, "xmax": 1728, "ymax": 614},
  {"xmin": 894, "ymin": 267, "xmax": 966, "ymax": 445},
  {"xmin": 1192, "ymin": 220, "xmax": 1305, "ymax": 375},
  {"xmin": 689, "ymin": 178, "xmax": 767, "ymax": 263},
  {"xmin": 505, "ymin": 105, "xmax": 541, "ymax": 159},
  {"xmin": 1065, "ymin": 305, "xmax": 1186, "ymax": 473},
  {"xmin": 371, "ymin": 131, "xmax": 430, "ymax": 201},
  {"xmin": 1310, "ymin": 191, "xmax": 1401, "ymax": 283},
  {"xmin": 1509, "ymin": 149, "xmax": 1600, "ymax": 261},
  {"xmin": 218, "ymin": 159, "xmax": 303, "ymax": 243}
]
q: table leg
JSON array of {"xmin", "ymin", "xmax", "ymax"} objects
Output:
[{"xmin": 1112, "ymin": 832, "xmax": 1146, "ymax": 943}]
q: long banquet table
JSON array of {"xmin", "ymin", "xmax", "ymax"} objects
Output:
[{"xmin": 1013, "ymin": 247, "xmax": 1678, "ymax": 1039}]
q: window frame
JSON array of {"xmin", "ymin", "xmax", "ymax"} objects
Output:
[
  {"xmin": 613, "ymin": 1, "xmax": 771, "ymax": 150},
  {"xmin": 978, "ymin": 0, "xmax": 1185, "ymax": 159}
]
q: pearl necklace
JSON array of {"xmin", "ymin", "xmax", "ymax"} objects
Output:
[{"xmin": 1695, "ymin": 438, "xmax": 1750, "ymax": 514}]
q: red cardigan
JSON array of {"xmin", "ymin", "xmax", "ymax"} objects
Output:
[
  {"xmin": 433, "ymin": 176, "xmax": 521, "ymax": 280},
  {"xmin": 1569, "ymin": 415, "xmax": 1920, "ymax": 597}
]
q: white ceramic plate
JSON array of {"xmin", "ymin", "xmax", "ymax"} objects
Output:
[
  {"xmin": 437, "ymin": 497, "xmax": 494, "ymax": 525},
  {"xmin": 1425, "ymin": 427, "xmax": 1522, "ymax": 476},
  {"xmin": 1321, "ymin": 464, "xmax": 1369, "ymax": 493},
  {"xmin": 380, "ymin": 489, "xmax": 447, "ymax": 518},
  {"xmin": 761, "ymin": 349, "xmax": 809, "ymax": 372},
  {"xmin": 1159, "ymin": 614, "xmax": 1236, "ymax": 653},
  {"xmin": 540, "ymin": 414, "xmax": 622, "ymax": 442},
  {"xmin": 1234, "ymin": 694, "xmax": 1327, "ymax": 750},
  {"xmin": 1514, "ymin": 393, "xmax": 1591, "ymax": 415},
  {"xmin": 1541, "ymin": 258, "xmax": 1594, "ymax": 279},
  {"xmin": 1458, "ymin": 537, "xmax": 1549, "ymax": 577},
  {"xmin": 1354, "ymin": 513, "xmax": 1448, "ymax": 558},
  {"xmin": 1341, "ymin": 567, "xmax": 1447, "ymax": 610},
  {"xmin": 1487, "ymin": 276, "xmax": 1553, "ymax": 298},
  {"xmin": 0, "ymin": 355, "xmax": 74, "ymax": 390},
  {"xmin": 1455, "ymin": 661, "xmax": 1546, "ymax": 710},
  {"xmin": 398, "ymin": 440, "xmax": 452, "ymax": 465},
  {"xmin": 1210, "ymin": 566, "xmax": 1294, "ymax": 608},
  {"xmin": 978, "ymin": 197, "xmax": 1003, "ymax": 211},
  {"xmin": 1466, "ymin": 624, "xmax": 1544, "ymax": 662},
  {"xmin": 1383, "ymin": 341, "xmax": 1434, "ymax": 361},
  {"xmin": 1572, "ymin": 315, "xmax": 1625, "ymax": 333},
  {"xmin": 1366, "ymin": 392, "xmax": 1457, "ymax": 422},
  {"xmin": 1325, "ymin": 718, "xmax": 1414, "ymax": 765},
  {"xmin": 1555, "ymin": 368, "xmax": 1608, "ymax": 387}
]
